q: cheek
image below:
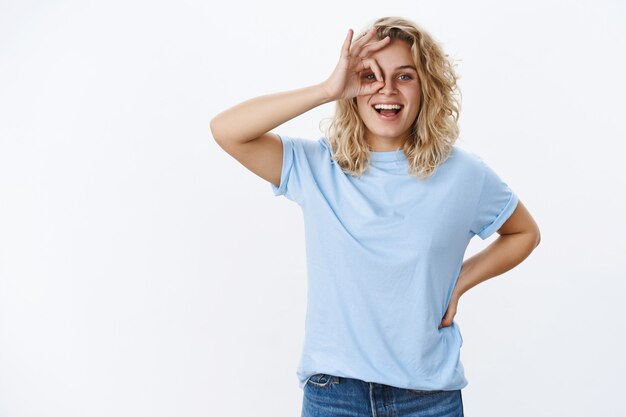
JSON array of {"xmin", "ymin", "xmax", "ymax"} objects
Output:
[
  {"xmin": 403, "ymin": 84, "xmax": 420, "ymax": 100},
  {"xmin": 356, "ymin": 100, "xmax": 370, "ymax": 117}
]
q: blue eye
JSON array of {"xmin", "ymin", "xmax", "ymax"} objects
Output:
[
  {"xmin": 363, "ymin": 73, "xmax": 376, "ymax": 80},
  {"xmin": 398, "ymin": 74, "xmax": 412, "ymax": 81}
]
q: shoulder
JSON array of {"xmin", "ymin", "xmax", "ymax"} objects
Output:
[
  {"xmin": 278, "ymin": 134, "xmax": 327, "ymax": 151},
  {"xmin": 276, "ymin": 135, "xmax": 332, "ymax": 168},
  {"xmin": 291, "ymin": 135, "xmax": 332, "ymax": 158},
  {"xmin": 445, "ymin": 145, "xmax": 485, "ymax": 173},
  {"xmin": 449, "ymin": 145, "xmax": 480, "ymax": 162}
]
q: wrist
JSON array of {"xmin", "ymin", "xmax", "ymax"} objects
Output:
[
  {"xmin": 316, "ymin": 81, "xmax": 338, "ymax": 103},
  {"xmin": 452, "ymin": 274, "xmax": 468, "ymax": 299}
]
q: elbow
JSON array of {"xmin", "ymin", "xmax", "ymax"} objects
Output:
[
  {"xmin": 532, "ymin": 226, "xmax": 541, "ymax": 248},
  {"xmin": 209, "ymin": 117, "xmax": 223, "ymax": 143}
]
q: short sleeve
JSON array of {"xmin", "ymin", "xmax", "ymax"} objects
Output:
[
  {"xmin": 270, "ymin": 134, "xmax": 308, "ymax": 204},
  {"xmin": 470, "ymin": 158, "xmax": 519, "ymax": 240}
]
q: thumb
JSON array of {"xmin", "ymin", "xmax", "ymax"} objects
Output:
[{"xmin": 439, "ymin": 307, "xmax": 456, "ymax": 329}]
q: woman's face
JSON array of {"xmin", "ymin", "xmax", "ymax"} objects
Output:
[{"xmin": 356, "ymin": 39, "xmax": 422, "ymax": 150}]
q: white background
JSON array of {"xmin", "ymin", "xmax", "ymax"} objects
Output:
[{"xmin": 1, "ymin": 0, "xmax": 625, "ymax": 416}]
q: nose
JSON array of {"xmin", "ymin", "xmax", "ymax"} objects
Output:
[{"xmin": 378, "ymin": 79, "xmax": 397, "ymax": 95}]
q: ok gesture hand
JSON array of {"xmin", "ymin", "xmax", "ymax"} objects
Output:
[{"xmin": 322, "ymin": 28, "xmax": 391, "ymax": 101}]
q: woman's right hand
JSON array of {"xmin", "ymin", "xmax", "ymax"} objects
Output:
[{"xmin": 321, "ymin": 27, "xmax": 392, "ymax": 102}]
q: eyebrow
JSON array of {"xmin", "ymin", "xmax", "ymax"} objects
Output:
[{"xmin": 363, "ymin": 65, "xmax": 418, "ymax": 74}]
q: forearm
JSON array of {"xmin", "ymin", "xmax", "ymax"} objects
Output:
[
  {"xmin": 453, "ymin": 232, "xmax": 540, "ymax": 298},
  {"xmin": 209, "ymin": 83, "xmax": 333, "ymax": 145}
]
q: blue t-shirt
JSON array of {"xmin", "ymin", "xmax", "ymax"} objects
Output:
[{"xmin": 270, "ymin": 135, "xmax": 519, "ymax": 391}]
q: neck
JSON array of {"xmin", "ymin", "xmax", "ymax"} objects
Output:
[{"xmin": 366, "ymin": 138, "xmax": 407, "ymax": 152}]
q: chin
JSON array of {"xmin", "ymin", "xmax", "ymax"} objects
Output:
[{"xmin": 366, "ymin": 125, "xmax": 411, "ymax": 140}]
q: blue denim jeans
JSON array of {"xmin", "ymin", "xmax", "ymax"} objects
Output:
[{"xmin": 302, "ymin": 373, "xmax": 464, "ymax": 417}]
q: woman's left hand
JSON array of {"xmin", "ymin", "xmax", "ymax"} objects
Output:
[{"xmin": 439, "ymin": 293, "xmax": 460, "ymax": 329}]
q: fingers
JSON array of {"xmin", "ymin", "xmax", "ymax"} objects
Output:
[
  {"xmin": 357, "ymin": 58, "xmax": 384, "ymax": 82},
  {"xmin": 357, "ymin": 57, "xmax": 385, "ymax": 96},
  {"xmin": 350, "ymin": 28, "xmax": 391, "ymax": 62},
  {"xmin": 357, "ymin": 36, "xmax": 391, "ymax": 58},
  {"xmin": 368, "ymin": 58, "xmax": 384, "ymax": 82},
  {"xmin": 354, "ymin": 27, "xmax": 376, "ymax": 43},
  {"xmin": 341, "ymin": 29, "xmax": 353, "ymax": 57},
  {"xmin": 360, "ymin": 80, "xmax": 384, "ymax": 96},
  {"xmin": 349, "ymin": 27, "xmax": 378, "ymax": 56}
]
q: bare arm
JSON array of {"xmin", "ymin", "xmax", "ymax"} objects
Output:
[
  {"xmin": 208, "ymin": 28, "xmax": 390, "ymax": 187},
  {"xmin": 209, "ymin": 27, "xmax": 389, "ymax": 146},
  {"xmin": 454, "ymin": 199, "xmax": 541, "ymax": 298},
  {"xmin": 439, "ymin": 200, "xmax": 541, "ymax": 328},
  {"xmin": 209, "ymin": 85, "xmax": 335, "ymax": 187},
  {"xmin": 209, "ymin": 84, "xmax": 332, "ymax": 146},
  {"xmin": 209, "ymin": 85, "xmax": 339, "ymax": 187}
]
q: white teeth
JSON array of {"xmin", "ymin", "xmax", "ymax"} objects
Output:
[{"xmin": 374, "ymin": 104, "xmax": 402, "ymax": 110}]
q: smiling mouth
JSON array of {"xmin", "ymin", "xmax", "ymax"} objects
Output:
[
  {"xmin": 372, "ymin": 104, "xmax": 403, "ymax": 118},
  {"xmin": 373, "ymin": 105, "xmax": 403, "ymax": 116}
]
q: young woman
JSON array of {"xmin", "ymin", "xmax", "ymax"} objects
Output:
[{"xmin": 210, "ymin": 16, "xmax": 540, "ymax": 417}]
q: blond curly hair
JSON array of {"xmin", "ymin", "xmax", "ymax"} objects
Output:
[{"xmin": 323, "ymin": 16, "xmax": 462, "ymax": 179}]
